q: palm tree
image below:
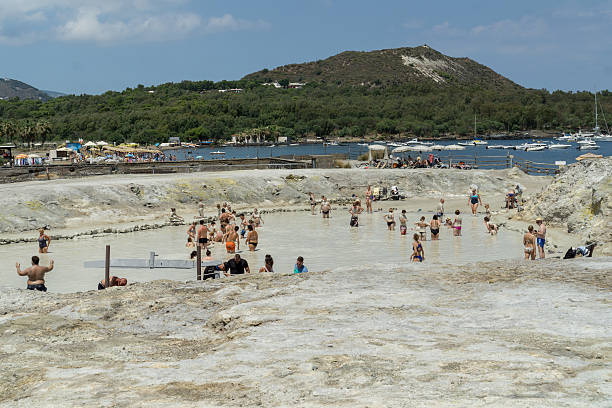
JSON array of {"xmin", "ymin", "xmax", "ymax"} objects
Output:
[
  {"xmin": 20, "ymin": 122, "xmax": 36, "ymax": 148},
  {"xmin": 0, "ymin": 121, "xmax": 17, "ymax": 144},
  {"xmin": 35, "ymin": 121, "xmax": 52, "ymax": 146}
]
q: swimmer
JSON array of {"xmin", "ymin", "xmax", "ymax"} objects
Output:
[
  {"xmin": 384, "ymin": 208, "xmax": 396, "ymax": 230},
  {"xmin": 445, "ymin": 217, "xmax": 453, "ymax": 227},
  {"xmin": 186, "ymin": 237, "xmax": 195, "ymax": 248},
  {"xmin": 523, "ymin": 225, "xmax": 536, "ymax": 260},
  {"xmin": 203, "ymin": 249, "xmax": 214, "ymax": 261},
  {"xmin": 309, "ymin": 192, "xmax": 316, "ymax": 215},
  {"xmin": 349, "ymin": 200, "xmax": 363, "ymax": 227},
  {"xmin": 16, "ymin": 256, "xmax": 54, "ymax": 292},
  {"xmin": 37, "ymin": 228, "xmax": 50, "ymax": 254},
  {"xmin": 484, "ymin": 216, "xmax": 498, "ymax": 235},
  {"xmin": 468, "ymin": 188, "xmax": 482, "ymax": 215},
  {"xmin": 365, "ymin": 185, "xmax": 373, "ymax": 214},
  {"xmin": 536, "ymin": 217, "xmax": 546, "ymax": 259},
  {"xmin": 452, "ymin": 210, "xmax": 462, "ymax": 236},
  {"xmin": 410, "ymin": 233, "xmax": 425, "ymax": 262},
  {"xmin": 320, "ymin": 196, "xmax": 332, "ymax": 219},
  {"xmin": 225, "ymin": 225, "xmax": 240, "ymax": 253},
  {"xmin": 415, "ymin": 216, "xmax": 428, "ymax": 240},
  {"xmin": 294, "ymin": 256, "xmax": 308, "ymax": 274},
  {"xmin": 197, "ymin": 220, "xmax": 209, "ymax": 249},
  {"xmin": 259, "ymin": 254, "xmax": 274, "ymax": 273},
  {"xmin": 436, "ymin": 198, "xmax": 445, "ymax": 218},
  {"xmin": 399, "ymin": 210, "xmax": 408, "ymax": 235},
  {"xmin": 430, "ymin": 214, "xmax": 441, "ymax": 240},
  {"xmin": 246, "ymin": 224, "xmax": 258, "ymax": 251},
  {"xmin": 98, "ymin": 276, "xmax": 127, "ymax": 290}
]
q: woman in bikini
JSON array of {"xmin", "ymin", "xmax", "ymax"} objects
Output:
[
  {"xmin": 365, "ymin": 185, "xmax": 373, "ymax": 214},
  {"xmin": 384, "ymin": 208, "xmax": 396, "ymax": 231},
  {"xmin": 187, "ymin": 222, "xmax": 196, "ymax": 240},
  {"xmin": 399, "ymin": 210, "xmax": 408, "ymax": 235},
  {"xmin": 38, "ymin": 228, "xmax": 50, "ymax": 254},
  {"xmin": 349, "ymin": 200, "xmax": 363, "ymax": 227},
  {"xmin": 523, "ymin": 225, "xmax": 536, "ymax": 260},
  {"xmin": 468, "ymin": 189, "xmax": 482, "ymax": 215},
  {"xmin": 430, "ymin": 214, "xmax": 441, "ymax": 240},
  {"xmin": 410, "ymin": 233, "xmax": 425, "ymax": 262},
  {"xmin": 246, "ymin": 224, "xmax": 258, "ymax": 251},
  {"xmin": 415, "ymin": 216, "xmax": 428, "ymax": 240},
  {"xmin": 452, "ymin": 210, "xmax": 462, "ymax": 236}
]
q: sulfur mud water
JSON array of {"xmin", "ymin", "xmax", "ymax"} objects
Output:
[{"xmin": 1, "ymin": 211, "xmax": 525, "ymax": 293}]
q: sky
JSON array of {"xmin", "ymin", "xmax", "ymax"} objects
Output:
[{"xmin": 1, "ymin": 0, "xmax": 611, "ymax": 95}]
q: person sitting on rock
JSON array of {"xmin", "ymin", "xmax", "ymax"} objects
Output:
[{"xmin": 169, "ymin": 208, "xmax": 184, "ymax": 225}]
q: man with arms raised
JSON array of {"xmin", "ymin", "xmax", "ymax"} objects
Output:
[{"xmin": 16, "ymin": 256, "xmax": 54, "ymax": 292}]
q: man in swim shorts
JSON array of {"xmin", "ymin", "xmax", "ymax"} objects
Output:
[
  {"xmin": 225, "ymin": 225, "xmax": 240, "ymax": 253},
  {"xmin": 197, "ymin": 220, "xmax": 209, "ymax": 249},
  {"xmin": 218, "ymin": 254, "xmax": 250, "ymax": 276},
  {"xmin": 535, "ymin": 217, "xmax": 547, "ymax": 259},
  {"xmin": 16, "ymin": 256, "xmax": 54, "ymax": 292},
  {"xmin": 320, "ymin": 196, "xmax": 331, "ymax": 219}
]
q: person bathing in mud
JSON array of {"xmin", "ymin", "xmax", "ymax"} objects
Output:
[
  {"xmin": 415, "ymin": 216, "xmax": 428, "ymax": 241},
  {"xmin": 349, "ymin": 200, "xmax": 363, "ymax": 227},
  {"xmin": 251, "ymin": 208, "xmax": 263, "ymax": 227},
  {"xmin": 246, "ymin": 224, "xmax": 258, "ymax": 251},
  {"xmin": 384, "ymin": 208, "xmax": 396, "ymax": 230},
  {"xmin": 365, "ymin": 185, "xmax": 373, "ymax": 214},
  {"xmin": 484, "ymin": 216, "xmax": 498, "ymax": 235},
  {"xmin": 309, "ymin": 192, "xmax": 317, "ymax": 215},
  {"xmin": 197, "ymin": 220, "xmax": 209, "ymax": 249},
  {"xmin": 430, "ymin": 214, "xmax": 441, "ymax": 240},
  {"xmin": 38, "ymin": 228, "xmax": 51, "ymax": 254},
  {"xmin": 468, "ymin": 188, "xmax": 482, "ymax": 215},
  {"xmin": 410, "ymin": 233, "xmax": 425, "ymax": 262},
  {"xmin": 536, "ymin": 217, "xmax": 547, "ymax": 259},
  {"xmin": 98, "ymin": 276, "xmax": 127, "ymax": 290},
  {"xmin": 524, "ymin": 225, "xmax": 536, "ymax": 260},
  {"xmin": 16, "ymin": 256, "xmax": 54, "ymax": 292},
  {"xmin": 399, "ymin": 210, "xmax": 408, "ymax": 235},
  {"xmin": 224, "ymin": 225, "xmax": 240, "ymax": 253},
  {"xmin": 187, "ymin": 222, "xmax": 196, "ymax": 240},
  {"xmin": 320, "ymin": 196, "xmax": 332, "ymax": 219},
  {"xmin": 452, "ymin": 210, "xmax": 462, "ymax": 236}
]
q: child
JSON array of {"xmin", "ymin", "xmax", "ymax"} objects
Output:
[
  {"xmin": 452, "ymin": 210, "xmax": 462, "ymax": 236},
  {"xmin": 399, "ymin": 210, "xmax": 408, "ymax": 235},
  {"xmin": 484, "ymin": 216, "xmax": 498, "ymax": 235}
]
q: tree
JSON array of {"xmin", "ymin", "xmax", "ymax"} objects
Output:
[
  {"xmin": 278, "ymin": 79, "xmax": 290, "ymax": 88},
  {"xmin": 35, "ymin": 121, "xmax": 52, "ymax": 145}
]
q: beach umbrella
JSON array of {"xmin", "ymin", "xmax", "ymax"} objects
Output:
[
  {"xmin": 392, "ymin": 146, "xmax": 412, "ymax": 153},
  {"xmin": 444, "ymin": 144, "xmax": 466, "ymax": 151},
  {"xmin": 405, "ymin": 145, "xmax": 432, "ymax": 152},
  {"xmin": 368, "ymin": 144, "xmax": 387, "ymax": 151},
  {"xmin": 83, "ymin": 141, "xmax": 97, "ymax": 147},
  {"xmin": 27, "ymin": 154, "xmax": 41, "ymax": 158},
  {"xmin": 96, "ymin": 141, "xmax": 109, "ymax": 146}
]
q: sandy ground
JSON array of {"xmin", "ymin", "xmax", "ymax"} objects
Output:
[{"xmin": 0, "ymin": 257, "xmax": 610, "ymax": 407}]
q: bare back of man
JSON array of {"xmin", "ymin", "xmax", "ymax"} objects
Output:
[{"xmin": 16, "ymin": 256, "xmax": 54, "ymax": 291}]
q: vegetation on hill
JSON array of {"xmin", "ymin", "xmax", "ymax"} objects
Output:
[
  {"xmin": 0, "ymin": 78, "xmax": 51, "ymax": 102},
  {"xmin": 0, "ymin": 46, "xmax": 609, "ymax": 145}
]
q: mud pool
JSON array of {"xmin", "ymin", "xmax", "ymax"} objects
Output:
[{"xmin": 1, "ymin": 210, "xmax": 524, "ymax": 293}]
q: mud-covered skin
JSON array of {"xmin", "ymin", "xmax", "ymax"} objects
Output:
[{"xmin": 1, "ymin": 258, "xmax": 610, "ymax": 407}]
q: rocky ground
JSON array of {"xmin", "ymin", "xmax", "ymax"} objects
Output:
[
  {"xmin": 0, "ymin": 258, "xmax": 610, "ymax": 407},
  {"xmin": 519, "ymin": 157, "xmax": 612, "ymax": 255}
]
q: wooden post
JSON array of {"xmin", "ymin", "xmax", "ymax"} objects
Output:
[
  {"xmin": 196, "ymin": 245, "xmax": 202, "ymax": 280},
  {"xmin": 105, "ymin": 245, "xmax": 110, "ymax": 288}
]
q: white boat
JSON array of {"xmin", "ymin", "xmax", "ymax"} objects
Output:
[
  {"xmin": 578, "ymin": 142, "xmax": 600, "ymax": 150},
  {"xmin": 486, "ymin": 145, "xmax": 507, "ymax": 149},
  {"xmin": 289, "ymin": 143, "xmax": 300, "ymax": 146},
  {"xmin": 473, "ymin": 140, "xmax": 488, "ymax": 145},
  {"xmin": 357, "ymin": 143, "xmax": 369, "ymax": 146},
  {"xmin": 405, "ymin": 138, "xmax": 433, "ymax": 146},
  {"xmin": 210, "ymin": 151, "xmax": 226, "ymax": 155},
  {"xmin": 548, "ymin": 143, "xmax": 572, "ymax": 149},
  {"xmin": 458, "ymin": 141, "xmax": 475, "ymax": 146},
  {"xmin": 526, "ymin": 145, "xmax": 546, "ymax": 152},
  {"xmin": 593, "ymin": 134, "xmax": 612, "ymax": 142}
]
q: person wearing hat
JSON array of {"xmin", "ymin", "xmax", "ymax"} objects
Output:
[{"xmin": 535, "ymin": 217, "xmax": 547, "ymax": 259}]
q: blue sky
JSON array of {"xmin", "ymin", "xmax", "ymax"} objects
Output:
[{"xmin": 1, "ymin": 0, "xmax": 611, "ymax": 94}]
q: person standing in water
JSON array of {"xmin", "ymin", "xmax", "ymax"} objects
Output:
[
  {"xmin": 246, "ymin": 224, "xmax": 258, "ymax": 251},
  {"xmin": 294, "ymin": 256, "xmax": 308, "ymax": 273},
  {"xmin": 410, "ymin": 233, "xmax": 424, "ymax": 262},
  {"xmin": 225, "ymin": 226, "xmax": 240, "ymax": 253},
  {"xmin": 415, "ymin": 216, "xmax": 428, "ymax": 240},
  {"xmin": 452, "ymin": 210, "xmax": 462, "ymax": 236},
  {"xmin": 384, "ymin": 208, "xmax": 396, "ymax": 230},
  {"xmin": 523, "ymin": 225, "xmax": 536, "ymax": 260},
  {"xmin": 16, "ymin": 256, "xmax": 54, "ymax": 291},
  {"xmin": 535, "ymin": 217, "xmax": 547, "ymax": 259},
  {"xmin": 436, "ymin": 198, "xmax": 445, "ymax": 219},
  {"xmin": 309, "ymin": 192, "xmax": 316, "ymax": 215},
  {"xmin": 430, "ymin": 214, "xmax": 441, "ymax": 240},
  {"xmin": 37, "ymin": 228, "xmax": 50, "ymax": 254},
  {"xmin": 320, "ymin": 196, "xmax": 331, "ymax": 219},
  {"xmin": 399, "ymin": 210, "xmax": 408, "ymax": 235},
  {"xmin": 349, "ymin": 200, "xmax": 363, "ymax": 227},
  {"xmin": 197, "ymin": 220, "xmax": 209, "ymax": 249},
  {"xmin": 484, "ymin": 216, "xmax": 498, "ymax": 235},
  {"xmin": 365, "ymin": 185, "xmax": 373, "ymax": 214},
  {"xmin": 468, "ymin": 188, "xmax": 482, "ymax": 215},
  {"xmin": 259, "ymin": 254, "xmax": 274, "ymax": 273}
]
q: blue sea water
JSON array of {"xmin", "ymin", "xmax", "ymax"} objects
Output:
[{"xmin": 174, "ymin": 139, "xmax": 611, "ymax": 167}]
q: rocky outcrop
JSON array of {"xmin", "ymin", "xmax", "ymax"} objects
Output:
[
  {"xmin": 520, "ymin": 157, "xmax": 612, "ymax": 255},
  {"xmin": 0, "ymin": 258, "xmax": 610, "ymax": 406}
]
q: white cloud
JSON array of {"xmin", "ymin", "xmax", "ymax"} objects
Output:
[{"xmin": 0, "ymin": 1, "xmax": 268, "ymax": 45}]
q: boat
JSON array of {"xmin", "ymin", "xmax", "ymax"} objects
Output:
[
  {"xmin": 548, "ymin": 143, "xmax": 572, "ymax": 149},
  {"xmin": 593, "ymin": 134, "xmax": 612, "ymax": 142},
  {"xmin": 457, "ymin": 141, "xmax": 475, "ymax": 146},
  {"xmin": 357, "ymin": 143, "xmax": 369, "ymax": 146},
  {"xmin": 473, "ymin": 140, "xmax": 488, "ymax": 145},
  {"xmin": 289, "ymin": 143, "xmax": 300, "ymax": 146},
  {"xmin": 486, "ymin": 145, "xmax": 507, "ymax": 149},
  {"xmin": 210, "ymin": 151, "xmax": 226, "ymax": 155},
  {"xmin": 526, "ymin": 145, "xmax": 546, "ymax": 152},
  {"xmin": 578, "ymin": 142, "xmax": 600, "ymax": 150},
  {"xmin": 405, "ymin": 138, "xmax": 433, "ymax": 146}
]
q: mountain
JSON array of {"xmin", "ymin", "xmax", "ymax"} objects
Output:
[
  {"xmin": 243, "ymin": 45, "xmax": 521, "ymax": 89},
  {"xmin": 0, "ymin": 78, "xmax": 51, "ymax": 101}
]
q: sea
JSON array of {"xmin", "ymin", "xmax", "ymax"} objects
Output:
[{"xmin": 173, "ymin": 139, "xmax": 611, "ymax": 167}]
